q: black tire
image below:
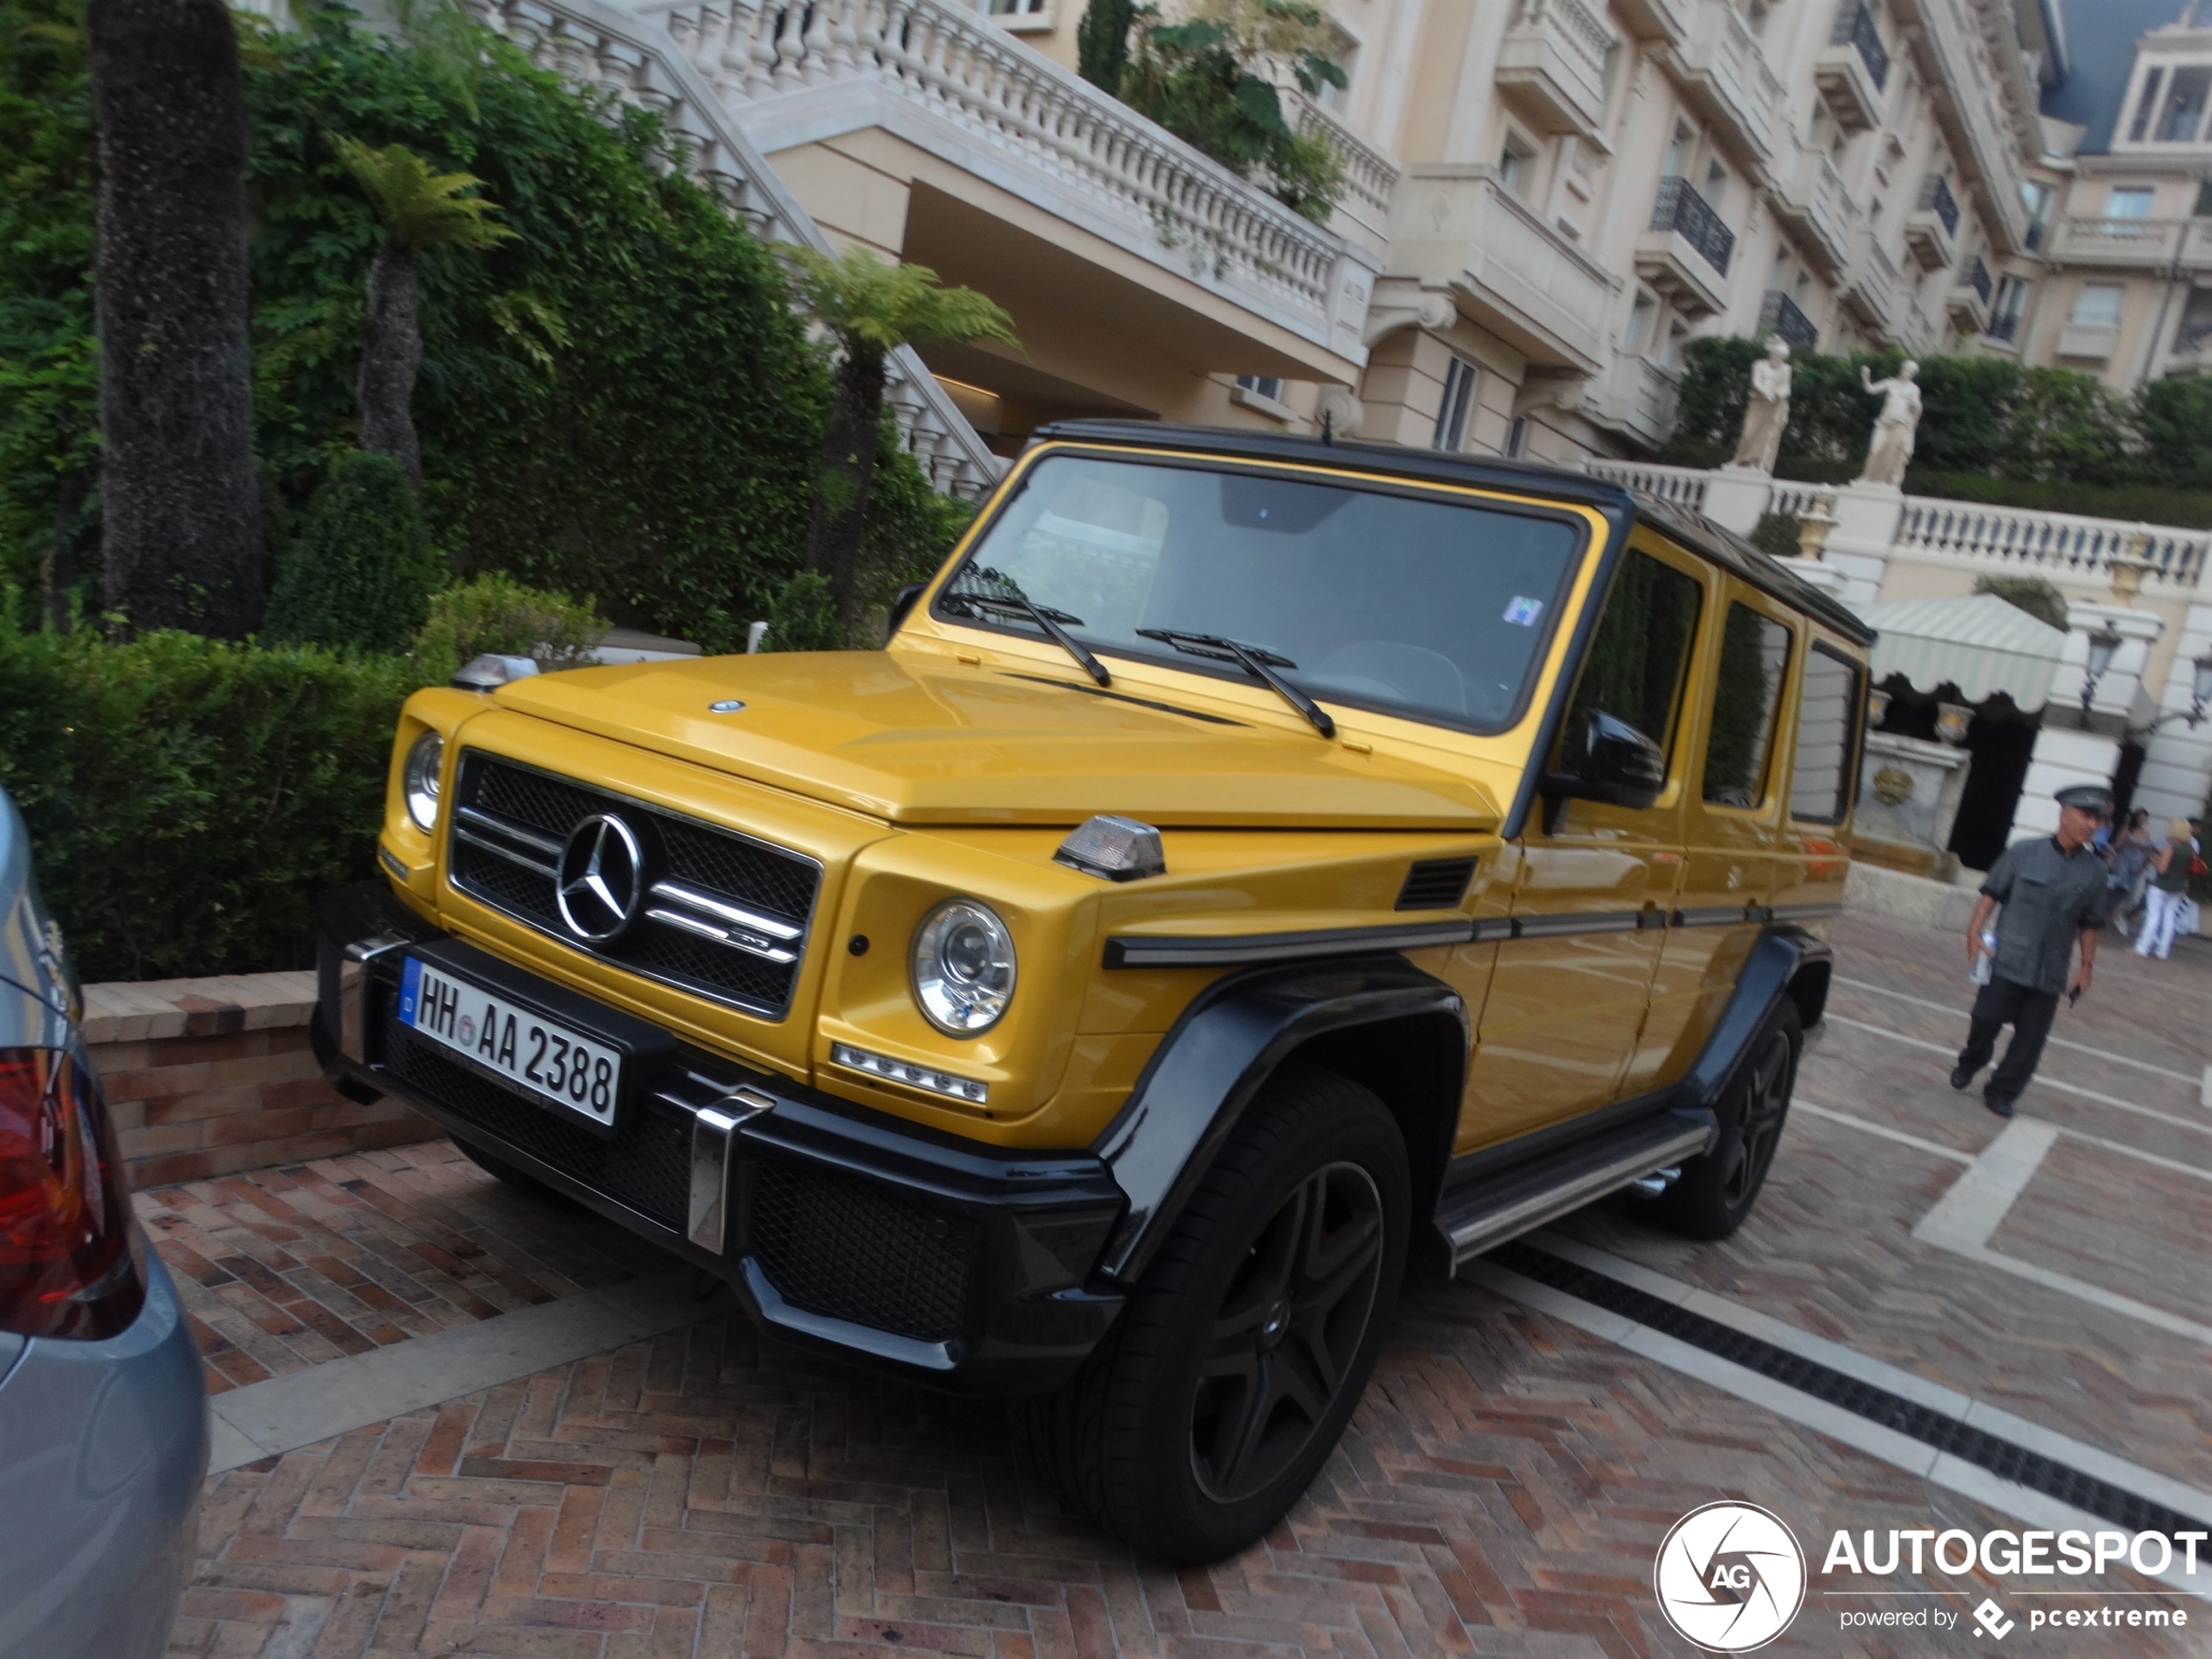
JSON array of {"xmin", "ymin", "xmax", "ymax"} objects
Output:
[
  {"xmin": 1642, "ymin": 999, "xmax": 1801, "ymax": 1241},
  {"xmin": 1020, "ymin": 1068, "xmax": 1409, "ymax": 1564},
  {"xmin": 453, "ymin": 1135, "xmax": 574, "ymax": 1207}
]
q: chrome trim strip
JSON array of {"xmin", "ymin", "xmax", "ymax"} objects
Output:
[
  {"xmin": 1769, "ymin": 901, "xmax": 1843, "ymax": 921},
  {"xmin": 1672, "ymin": 906, "xmax": 1751, "ymax": 927},
  {"xmin": 1510, "ymin": 910, "xmax": 1642, "ymax": 939},
  {"xmin": 452, "ymin": 824, "xmax": 558, "ymax": 877},
  {"xmin": 1447, "ymin": 1118, "xmax": 1715, "ymax": 1264},
  {"xmin": 1471, "ymin": 917, "xmax": 1516, "ymax": 943},
  {"xmin": 1103, "ymin": 919, "xmax": 1476, "ymax": 968},
  {"xmin": 649, "ymin": 879, "xmax": 805, "ymax": 942},
  {"xmin": 456, "ymin": 805, "xmax": 563, "ymax": 858},
  {"xmin": 645, "ymin": 906, "xmax": 800, "ymax": 965}
]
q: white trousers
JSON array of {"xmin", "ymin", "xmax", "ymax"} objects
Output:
[{"xmin": 2137, "ymin": 887, "xmax": 2185, "ymax": 959}]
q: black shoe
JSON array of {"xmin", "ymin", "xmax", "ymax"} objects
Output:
[
  {"xmin": 1951, "ymin": 1064, "xmax": 1975, "ymax": 1090},
  {"xmin": 1984, "ymin": 1092, "xmax": 2015, "ymax": 1119}
]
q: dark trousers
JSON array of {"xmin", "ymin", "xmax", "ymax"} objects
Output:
[{"xmin": 1958, "ymin": 976, "xmax": 2060, "ymax": 1104}]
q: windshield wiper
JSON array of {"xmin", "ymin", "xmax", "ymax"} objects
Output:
[
  {"xmin": 956, "ymin": 594, "xmax": 1112, "ymax": 686},
  {"xmin": 1135, "ymin": 628, "xmax": 1336, "ymax": 738}
]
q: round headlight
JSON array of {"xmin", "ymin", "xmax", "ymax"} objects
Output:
[
  {"xmin": 402, "ymin": 732, "xmax": 444, "ymax": 832},
  {"xmin": 911, "ymin": 898, "xmax": 1017, "ymax": 1036}
]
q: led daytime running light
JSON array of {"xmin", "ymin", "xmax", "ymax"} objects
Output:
[{"xmin": 832, "ymin": 1042, "xmax": 989, "ymax": 1105}]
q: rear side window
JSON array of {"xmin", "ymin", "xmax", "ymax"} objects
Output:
[
  {"xmin": 1703, "ymin": 603, "xmax": 1792, "ymax": 807},
  {"xmin": 1558, "ymin": 549, "xmax": 1703, "ymax": 777},
  {"xmin": 1789, "ymin": 645, "xmax": 1864, "ymax": 824}
]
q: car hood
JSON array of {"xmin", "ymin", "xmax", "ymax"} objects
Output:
[{"xmin": 490, "ymin": 652, "xmax": 1505, "ymax": 830}]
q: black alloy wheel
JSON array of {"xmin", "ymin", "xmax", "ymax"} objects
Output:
[
  {"xmin": 1190, "ymin": 1159, "xmax": 1386, "ymax": 1505},
  {"xmin": 1641, "ymin": 999, "xmax": 1802, "ymax": 1241},
  {"xmin": 1019, "ymin": 1068, "xmax": 1410, "ymax": 1564},
  {"xmin": 1723, "ymin": 1023, "xmax": 1794, "ymax": 1211}
]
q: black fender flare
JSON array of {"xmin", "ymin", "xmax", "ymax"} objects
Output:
[
  {"xmin": 1677, "ymin": 924, "xmax": 1831, "ymax": 1115},
  {"xmin": 1089, "ymin": 954, "xmax": 1468, "ymax": 1284}
]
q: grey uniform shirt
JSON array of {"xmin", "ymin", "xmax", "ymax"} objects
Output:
[{"xmin": 1980, "ymin": 837, "xmax": 2110, "ymax": 995}]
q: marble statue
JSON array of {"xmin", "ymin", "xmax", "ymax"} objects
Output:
[
  {"xmin": 1730, "ymin": 337, "xmax": 1793, "ymax": 472},
  {"xmin": 1856, "ymin": 360, "xmax": 1923, "ymax": 489}
]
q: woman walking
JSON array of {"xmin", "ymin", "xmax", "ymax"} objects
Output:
[
  {"xmin": 2109, "ymin": 809, "xmax": 2156, "ymax": 935},
  {"xmin": 2134, "ymin": 818, "xmax": 2195, "ymax": 960}
]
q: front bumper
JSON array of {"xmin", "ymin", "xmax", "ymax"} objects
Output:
[{"xmin": 314, "ymin": 885, "xmax": 1126, "ymax": 1393}]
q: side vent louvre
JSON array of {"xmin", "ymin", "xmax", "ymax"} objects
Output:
[{"xmin": 1395, "ymin": 857, "xmax": 1476, "ymax": 912}]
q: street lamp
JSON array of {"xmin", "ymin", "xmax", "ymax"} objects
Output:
[
  {"xmin": 2135, "ymin": 651, "xmax": 2212, "ymax": 733},
  {"xmin": 2080, "ymin": 628, "xmax": 2122, "ymax": 711}
]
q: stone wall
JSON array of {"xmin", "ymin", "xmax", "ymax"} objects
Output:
[{"xmin": 86, "ymin": 972, "xmax": 435, "ymax": 1190}]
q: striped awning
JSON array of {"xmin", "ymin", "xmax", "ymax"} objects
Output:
[{"xmin": 1850, "ymin": 594, "xmax": 2068, "ymax": 709}]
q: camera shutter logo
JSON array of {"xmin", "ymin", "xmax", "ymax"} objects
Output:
[
  {"xmin": 556, "ymin": 814, "xmax": 646, "ymax": 944},
  {"xmin": 1653, "ymin": 1501, "xmax": 1807, "ymax": 1652}
]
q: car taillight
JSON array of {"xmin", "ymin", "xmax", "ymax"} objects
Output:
[{"xmin": 0, "ymin": 1048, "xmax": 145, "ymax": 1339}]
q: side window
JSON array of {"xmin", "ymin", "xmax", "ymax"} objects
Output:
[
  {"xmin": 1558, "ymin": 549, "xmax": 1703, "ymax": 780},
  {"xmin": 1702, "ymin": 603, "xmax": 1792, "ymax": 807},
  {"xmin": 1789, "ymin": 645, "xmax": 1864, "ymax": 824}
]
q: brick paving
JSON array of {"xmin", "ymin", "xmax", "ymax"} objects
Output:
[
  {"xmin": 154, "ymin": 908, "xmax": 2211, "ymax": 1656},
  {"xmin": 136, "ymin": 1143, "xmax": 665, "ymax": 1394},
  {"xmin": 1560, "ymin": 911, "xmax": 2212, "ymax": 1493},
  {"xmin": 174, "ymin": 1284, "xmax": 2174, "ymax": 1659}
]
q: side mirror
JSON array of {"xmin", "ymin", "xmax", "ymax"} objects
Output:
[
  {"xmin": 887, "ymin": 583, "xmax": 927, "ymax": 637},
  {"xmin": 1540, "ymin": 711, "xmax": 1666, "ymax": 832}
]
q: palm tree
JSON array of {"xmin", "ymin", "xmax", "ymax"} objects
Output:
[
  {"xmin": 789, "ymin": 246, "xmax": 1016, "ymax": 628},
  {"xmin": 336, "ymin": 138, "xmax": 516, "ymax": 486},
  {"xmin": 86, "ymin": 0, "xmax": 262, "ymax": 637}
]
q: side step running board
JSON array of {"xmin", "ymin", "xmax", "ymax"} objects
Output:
[{"xmin": 1434, "ymin": 1107, "xmax": 1716, "ymax": 1270}]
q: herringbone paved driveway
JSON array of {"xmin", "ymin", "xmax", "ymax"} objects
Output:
[{"xmin": 158, "ymin": 914, "xmax": 2210, "ymax": 1656}]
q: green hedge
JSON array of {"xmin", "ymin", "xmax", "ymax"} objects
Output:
[
  {"xmin": 2, "ymin": 1, "xmax": 967, "ymax": 648},
  {"xmin": 1903, "ymin": 471, "xmax": 2212, "ymax": 530},
  {"xmin": 0, "ymin": 597, "xmax": 419, "ymax": 981}
]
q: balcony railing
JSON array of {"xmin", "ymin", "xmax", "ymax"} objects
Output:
[
  {"xmin": 1650, "ymin": 176, "xmax": 1735, "ymax": 277},
  {"xmin": 1581, "ymin": 456, "xmax": 1710, "ymax": 510},
  {"xmin": 1285, "ymin": 90, "xmax": 1401, "ymax": 252},
  {"xmin": 1961, "ymin": 255, "xmax": 1992, "ymax": 305},
  {"xmin": 1917, "ymin": 175, "xmax": 1960, "ymax": 238},
  {"xmin": 644, "ymin": 0, "xmax": 1357, "ymax": 342},
  {"xmin": 1758, "ymin": 289, "xmax": 1818, "ymax": 351},
  {"xmin": 1828, "ymin": 1, "xmax": 1888, "ymax": 90},
  {"xmin": 1898, "ymin": 499, "xmax": 2208, "ymax": 590}
]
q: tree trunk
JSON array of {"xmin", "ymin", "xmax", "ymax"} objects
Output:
[
  {"xmin": 805, "ymin": 345, "xmax": 885, "ymax": 631},
  {"xmin": 86, "ymin": 0, "xmax": 261, "ymax": 638},
  {"xmin": 357, "ymin": 240, "xmax": 424, "ymax": 487}
]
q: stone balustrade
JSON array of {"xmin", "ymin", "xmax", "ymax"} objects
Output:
[
  {"xmin": 468, "ymin": 0, "xmax": 1003, "ymax": 498},
  {"xmin": 1895, "ymin": 498, "xmax": 2209, "ymax": 590},
  {"xmin": 1285, "ymin": 90, "xmax": 1401, "ymax": 253},
  {"xmin": 1579, "ymin": 456, "xmax": 1710, "ymax": 509},
  {"xmin": 642, "ymin": 0, "xmax": 1354, "ymax": 339}
]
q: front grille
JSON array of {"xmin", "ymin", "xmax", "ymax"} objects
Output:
[
  {"xmin": 448, "ymin": 753, "xmax": 819, "ymax": 1017},
  {"xmin": 1396, "ymin": 856, "xmax": 1475, "ymax": 911},
  {"xmin": 746, "ymin": 1158, "xmax": 976, "ymax": 1343},
  {"xmin": 382, "ymin": 1012, "xmax": 692, "ymax": 1231}
]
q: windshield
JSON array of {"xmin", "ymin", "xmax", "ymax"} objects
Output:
[{"xmin": 932, "ymin": 454, "xmax": 1587, "ymax": 732}]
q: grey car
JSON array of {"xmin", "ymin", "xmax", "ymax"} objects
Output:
[{"xmin": 0, "ymin": 788, "xmax": 207, "ymax": 1658}]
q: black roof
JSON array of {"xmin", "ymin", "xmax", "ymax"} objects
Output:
[{"xmin": 1027, "ymin": 420, "xmax": 1875, "ymax": 646}]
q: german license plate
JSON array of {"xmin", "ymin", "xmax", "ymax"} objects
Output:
[{"xmin": 398, "ymin": 957, "xmax": 622, "ymax": 1130}]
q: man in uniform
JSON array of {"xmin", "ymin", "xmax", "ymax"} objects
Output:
[{"xmin": 1952, "ymin": 784, "xmax": 2113, "ymax": 1117}]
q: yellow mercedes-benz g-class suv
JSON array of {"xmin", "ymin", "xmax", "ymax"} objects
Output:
[{"xmin": 316, "ymin": 421, "xmax": 1868, "ymax": 1562}]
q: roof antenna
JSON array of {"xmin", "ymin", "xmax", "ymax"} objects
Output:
[{"xmin": 1321, "ymin": 408, "xmax": 1334, "ymax": 445}]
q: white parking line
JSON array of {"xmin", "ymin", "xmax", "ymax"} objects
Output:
[
  {"xmin": 1794, "ymin": 1098, "xmax": 1973, "ymax": 1163},
  {"xmin": 1912, "ymin": 1119, "xmax": 2062, "ymax": 1252},
  {"xmin": 1469, "ymin": 1258, "xmax": 2212, "ymax": 1601},
  {"xmin": 1823, "ymin": 1014, "xmax": 2212, "ymax": 1140},
  {"xmin": 206, "ymin": 1270, "xmax": 708, "ymax": 1474},
  {"xmin": 1832, "ymin": 973, "xmax": 2206, "ymax": 1086}
]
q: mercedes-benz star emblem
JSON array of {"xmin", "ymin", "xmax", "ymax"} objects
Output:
[{"xmin": 556, "ymin": 814, "xmax": 646, "ymax": 944}]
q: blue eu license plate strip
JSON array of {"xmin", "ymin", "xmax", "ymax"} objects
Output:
[{"xmin": 399, "ymin": 957, "xmax": 623, "ymax": 1130}]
